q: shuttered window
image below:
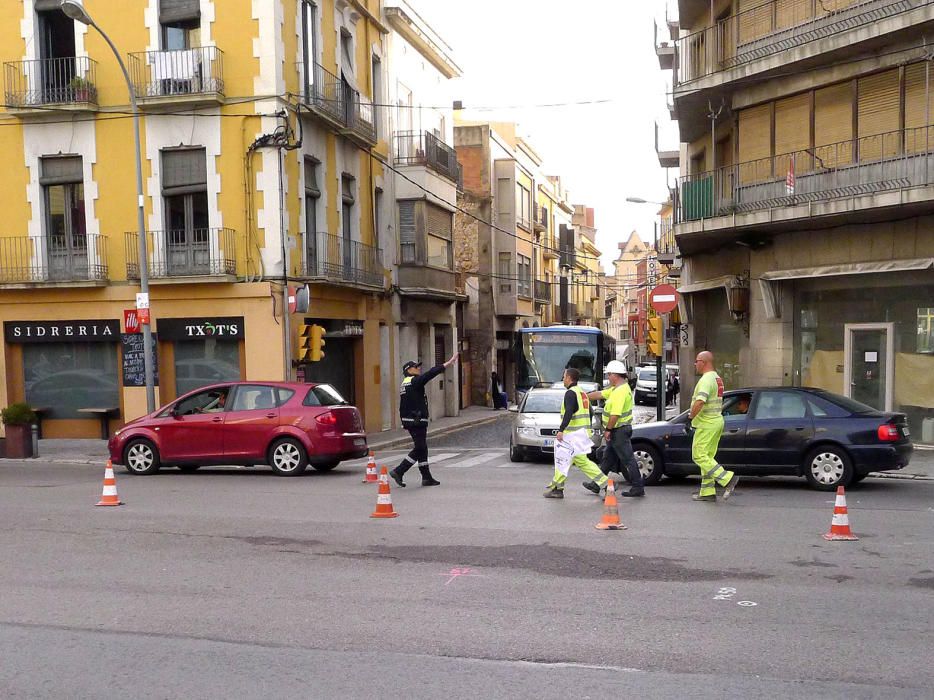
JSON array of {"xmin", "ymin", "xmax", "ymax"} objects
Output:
[
  {"xmin": 738, "ymin": 104, "xmax": 771, "ymax": 183},
  {"xmin": 304, "ymin": 157, "xmax": 319, "ymax": 196},
  {"xmin": 426, "ymin": 203, "xmax": 452, "ymax": 268},
  {"xmin": 161, "ymin": 148, "xmax": 206, "ymax": 195},
  {"xmin": 398, "ymin": 200, "xmax": 416, "ymax": 264},
  {"xmin": 775, "ymin": 93, "xmax": 812, "ymax": 175},
  {"xmin": 738, "ymin": 0, "xmax": 773, "ymax": 44},
  {"xmin": 34, "ymin": 0, "xmax": 65, "ymax": 10},
  {"xmin": 39, "ymin": 156, "xmax": 83, "ymax": 185},
  {"xmin": 775, "ymin": 0, "xmax": 811, "ymax": 32},
  {"xmin": 858, "ymin": 70, "xmax": 900, "ymax": 160},
  {"xmin": 814, "ymin": 83, "xmax": 853, "ymax": 166},
  {"xmin": 904, "ymin": 62, "xmax": 934, "ymax": 153},
  {"xmin": 160, "ymin": 0, "xmax": 201, "ymax": 24}
]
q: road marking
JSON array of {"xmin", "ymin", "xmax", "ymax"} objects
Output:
[
  {"xmin": 737, "ymin": 601, "xmax": 758, "ymax": 607},
  {"xmin": 445, "ymin": 452, "xmax": 506, "ymax": 469},
  {"xmin": 428, "ymin": 453, "xmax": 460, "ymax": 464},
  {"xmin": 438, "ymin": 567, "xmax": 483, "ymax": 585}
]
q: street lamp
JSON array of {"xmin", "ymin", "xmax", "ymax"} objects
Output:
[{"xmin": 61, "ymin": 0, "xmax": 155, "ymax": 413}]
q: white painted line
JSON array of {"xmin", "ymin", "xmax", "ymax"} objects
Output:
[
  {"xmin": 427, "ymin": 453, "xmax": 460, "ymax": 464},
  {"xmin": 445, "ymin": 452, "xmax": 505, "ymax": 469}
]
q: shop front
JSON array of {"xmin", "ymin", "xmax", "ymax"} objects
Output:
[{"xmin": 155, "ymin": 316, "xmax": 245, "ymax": 399}]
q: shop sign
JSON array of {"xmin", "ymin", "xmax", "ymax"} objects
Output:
[
  {"xmin": 157, "ymin": 317, "xmax": 245, "ymax": 340},
  {"xmin": 4, "ymin": 320, "xmax": 120, "ymax": 343},
  {"xmin": 124, "ymin": 309, "xmax": 140, "ymax": 334}
]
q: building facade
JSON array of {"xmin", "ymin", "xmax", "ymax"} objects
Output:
[
  {"xmin": 663, "ymin": 0, "xmax": 934, "ymax": 440},
  {"xmin": 0, "ymin": 0, "xmax": 393, "ymax": 438}
]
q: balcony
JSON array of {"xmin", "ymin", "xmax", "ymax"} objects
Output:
[
  {"xmin": 4, "ymin": 57, "xmax": 98, "ymax": 113},
  {"xmin": 0, "ymin": 233, "xmax": 108, "ymax": 285},
  {"xmin": 128, "ymin": 46, "xmax": 224, "ymax": 107},
  {"xmin": 534, "ymin": 279, "xmax": 551, "ymax": 304},
  {"xmin": 298, "ymin": 61, "xmax": 377, "ymax": 146},
  {"xmin": 302, "ymin": 231, "xmax": 384, "ymax": 289},
  {"xmin": 656, "ymin": 121, "xmax": 679, "ymax": 169},
  {"xmin": 344, "ymin": 94, "xmax": 377, "ymax": 146},
  {"xmin": 397, "ymin": 263, "xmax": 457, "ymax": 300},
  {"xmin": 394, "ymin": 131, "xmax": 460, "ymax": 183},
  {"xmin": 559, "ymin": 245, "xmax": 577, "ymax": 269},
  {"xmin": 125, "ymin": 228, "xmax": 237, "ymax": 280},
  {"xmin": 675, "ymin": 126, "xmax": 934, "ymax": 250},
  {"xmin": 656, "ymin": 221, "xmax": 679, "ymax": 264},
  {"xmin": 533, "ymin": 204, "xmax": 548, "ymax": 232},
  {"xmin": 655, "ymin": 19, "xmax": 675, "ymax": 70},
  {"xmin": 542, "ymin": 234, "xmax": 559, "ymax": 259}
]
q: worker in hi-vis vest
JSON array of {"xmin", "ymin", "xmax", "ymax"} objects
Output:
[
  {"xmin": 544, "ymin": 367, "xmax": 609, "ymax": 499},
  {"xmin": 689, "ymin": 351, "xmax": 739, "ymax": 502}
]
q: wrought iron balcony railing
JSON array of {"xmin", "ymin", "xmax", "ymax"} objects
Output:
[
  {"xmin": 533, "ymin": 204, "xmax": 548, "ymax": 231},
  {"xmin": 393, "ymin": 131, "xmax": 460, "ymax": 182},
  {"xmin": 4, "ymin": 56, "xmax": 98, "ymax": 108},
  {"xmin": 676, "ymin": 0, "xmax": 923, "ymax": 85},
  {"xmin": 676, "ymin": 125, "xmax": 934, "ymax": 222},
  {"xmin": 125, "ymin": 228, "xmax": 237, "ymax": 279},
  {"xmin": 128, "ymin": 46, "xmax": 224, "ymax": 99},
  {"xmin": 534, "ymin": 279, "xmax": 551, "ymax": 303},
  {"xmin": 346, "ymin": 93, "xmax": 377, "ymax": 144},
  {"xmin": 0, "ymin": 233, "xmax": 108, "ymax": 283},
  {"xmin": 301, "ymin": 231, "xmax": 384, "ymax": 288},
  {"xmin": 301, "ymin": 61, "xmax": 346, "ymax": 125}
]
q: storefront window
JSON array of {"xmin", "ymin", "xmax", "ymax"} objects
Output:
[
  {"xmin": 24, "ymin": 342, "xmax": 119, "ymax": 419},
  {"xmin": 918, "ymin": 307, "xmax": 934, "ymax": 353},
  {"xmin": 174, "ymin": 339, "xmax": 241, "ymax": 396}
]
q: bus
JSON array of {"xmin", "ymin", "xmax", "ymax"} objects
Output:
[{"xmin": 514, "ymin": 326, "xmax": 616, "ymax": 396}]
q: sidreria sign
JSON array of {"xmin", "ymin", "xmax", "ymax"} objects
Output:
[
  {"xmin": 157, "ymin": 317, "xmax": 245, "ymax": 341},
  {"xmin": 4, "ymin": 320, "xmax": 120, "ymax": 343}
]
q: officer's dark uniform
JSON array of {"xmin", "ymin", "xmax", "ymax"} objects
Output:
[{"xmin": 390, "ymin": 360, "xmax": 445, "ymax": 487}]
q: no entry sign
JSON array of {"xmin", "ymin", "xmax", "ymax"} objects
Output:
[{"xmin": 649, "ymin": 284, "xmax": 679, "ymax": 314}]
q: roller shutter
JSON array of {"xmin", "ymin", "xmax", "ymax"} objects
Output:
[
  {"xmin": 814, "ymin": 83, "xmax": 853, "ymax": 167},
  {"xmin": 160, "ymin": 0, "xmax": 201, "ymax": 24},
  {"xmin": 738, "ymin": 104, "xmax": 772, "ymax": 183},
  {"xmin": 774, "ymin": 93, "xmax": 811, "ymax": 175},
  {"xmin": 775, "ymin": 0, "xmax": 811, "ymax": 32},
  {"xmin": 858, "ymin": 70, "xmax": 900, "ymax": 160},
  {"xmin": 904, "ymin": 62, "xmax": 934, "ymax": 153},
  {"xmin": 738, "ymin": 0, "xmax": 773, "ymax": 44}
]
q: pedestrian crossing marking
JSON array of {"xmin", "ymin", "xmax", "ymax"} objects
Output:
[{"xmin": 445, "ymin": 452, "xmax": 505, "ymax": 469}]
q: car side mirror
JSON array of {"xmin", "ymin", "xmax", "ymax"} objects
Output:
[
  {"xmin": 508, "ymin": 405, "xmax": 518, "ymax": 413},
  {"xmin": 171, "ymin": 405, "xmax": 183, "ymax": 418}
]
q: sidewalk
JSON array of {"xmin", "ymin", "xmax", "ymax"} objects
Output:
[{"xmin": 0, "ymin": 405, "xmax": 506, "ymax": 465}]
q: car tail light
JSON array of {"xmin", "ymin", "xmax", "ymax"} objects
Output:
[
  {"xmin": 877, "ymin": 423, "xmax": 900, "ymax": 442},
  {"xmin": 315, "ymin": 411, "xmax": 338, "ymax": 427}
]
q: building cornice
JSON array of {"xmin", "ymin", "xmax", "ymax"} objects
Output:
[{"xmin": 385, "ymin": 6, "xmax": 461, "ymax": 78}]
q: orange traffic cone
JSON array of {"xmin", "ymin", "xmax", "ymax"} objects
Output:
[
  {"xmin": 823, "ymin": 486, "xmax": 858, "ymax": 541},
  {"xmin": 370, "ymin": 466, "xmax": 399, "ymax": 518},
  {"xmin": 362, "ymin": 451, "xmax": 379, "ymax": 484},
  {"xmin": 595, "ymin": 480, "xmax": 626, "ymax": 531},
  {"xmin": 95, "ymin": 460, "xmax": 124, "ymax": 507}
]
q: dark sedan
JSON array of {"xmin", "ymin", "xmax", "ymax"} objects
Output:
[{"xmin": 628, "ymin": 387, "xmax": 913, "ymax": 491}]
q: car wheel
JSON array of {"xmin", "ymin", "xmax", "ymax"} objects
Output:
[
  {"xmin": 633, "ymin": 443, "xmax": 664, "ymax": 485},
  {"xmin": 311, "ymin": 460, "xmax": 339, "ymax": 472},
  {"xmin": 509, "ymin": 442, "xmax": 525, "ymax": 462},
  {"xmin": 803, "ymin": 446, "xmax": 852, "ymax": 491},
  {"xmin": 177, "ymin": 465, "xmax": 200, "ymax": 473},
  {"xmin": 268, "ymin": 438, "xmax": 308, "ymax": 476},
  {"xmin": 123, "ymin": 439, "xmax": 161, "ymax": 475}
]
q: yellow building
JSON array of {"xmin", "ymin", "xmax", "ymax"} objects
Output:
[
  {"xmin": 571, "ymin": 205, "xmax": 605, "ymax": 328},
  {"xmin": 0, "ymin": 0, "xmax": 393, "ymax": 438}
]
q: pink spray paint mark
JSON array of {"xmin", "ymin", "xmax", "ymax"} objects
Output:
[{"xmin": 439, "ymin": 567, "xmax": 483, "ymax": 585}]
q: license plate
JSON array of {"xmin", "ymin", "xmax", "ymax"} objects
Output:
[
  {"xmin": 354, "ymin": 438, "xmax": 366, "ymax": 447},
  {"xmin": 542, "ymin": 439, "xmax": 554, "ymax": 447},
  {"xmin": 902, "ymin": 426, "xmax": 910, "ymax": 437}
]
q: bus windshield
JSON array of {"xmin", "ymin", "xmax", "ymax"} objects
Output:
[{"xmin": 517, "ymin": 331, "xmax": 600, "ymax": 390}]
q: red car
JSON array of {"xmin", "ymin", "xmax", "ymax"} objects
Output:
[{"xmin": 108, "ymin": 382, "xmax": 367, "ymax": 476}]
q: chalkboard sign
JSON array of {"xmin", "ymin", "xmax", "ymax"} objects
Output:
[{"xmin": 121, "ymin": 333, "xmax": 159, "ymax": 387}]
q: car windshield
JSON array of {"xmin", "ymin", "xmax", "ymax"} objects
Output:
[
  {"xmin": 812, "ymin": 390, "xmax": 880, "ymax": 415},
  {"xmin": 522, "ymin": 392, "xmax": 564, "ymax": 413},
  {"xmin": 303, "ymin": 384, "xmax": 348, "ymax": 406},
  {"xmin": 638, "ymin": 369, "xmax": 657, "ymax": 381}
]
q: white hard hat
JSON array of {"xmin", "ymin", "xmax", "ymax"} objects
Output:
[{"xmin": 605, "ymin": 360, "xmax": 628, "ymax": 376}]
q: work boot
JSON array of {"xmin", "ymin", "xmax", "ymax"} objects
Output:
[
  {"xmin": 389, "ymin": 467, "xmax": 406, "ymax": 488},
  {"xmin": 692, "ymin": 492, "xmax": 716, "ymax": 502},
  {"xmin": 621, "ymin": 489, "xmax": 645, "ymax": 498},
  {"xmin": 720, "ymin": 474, "xmax": 739, "ymax": 501},
  {"xmin": 582, "ymin": 480, "xmax": 602, "ymax": 495},
  {"xmin": 543, "ymin": 485, "xmax": 564, "ymax": 499},
  {"xmin": 419, "ymin": 466, "xmax": 440, "ymax": 487}
]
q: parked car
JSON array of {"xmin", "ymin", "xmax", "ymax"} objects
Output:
[
  {"xmin": 633, "ymin": 366, "xmax": 674, "ymax": 405},
  {"xmin": 108, "ymin": 381, "xmax": 367, "ymax": 476},
  {"xmin": 628, "ymin": 387, "xmax": 912, "ymax": 490},
  {"xmin": 509, "ymin": 388, "xmax": 603, "ymax": 462}
]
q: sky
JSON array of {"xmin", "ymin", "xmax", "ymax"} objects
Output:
[{"xmin": 420, "ymin": 0, "xmax": 677, "ymax": 273}]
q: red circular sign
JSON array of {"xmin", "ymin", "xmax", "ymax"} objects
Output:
[{"xmin": 649, "ymin": 284, "xmax": 679, "ymax": 314}]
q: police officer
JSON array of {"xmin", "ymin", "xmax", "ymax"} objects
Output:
[
  {"xmin": 583, "ymin": 360, "xmax": 644, "ymax": 497},
  {"xmin": 390, "ymin": 352, "xmax": 458, "ymax": 488}
]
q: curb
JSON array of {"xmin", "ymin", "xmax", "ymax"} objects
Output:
[{"xmin": 867, "ymin": 472, "xmax": 934, "ymax": 481}]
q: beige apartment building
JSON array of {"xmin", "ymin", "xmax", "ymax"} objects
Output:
[{"xmin": 662, "ymin": 0, "xmax": 934, "ymax": 441}]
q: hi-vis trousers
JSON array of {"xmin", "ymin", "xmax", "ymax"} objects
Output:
[{"xmin": 691, "ymin": 417, "xmax": 734, "ymax": 497}]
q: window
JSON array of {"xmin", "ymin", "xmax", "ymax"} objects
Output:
[
  {"xmin": 304, "ymin": 157, "xmax": 320, "ymax": 275},
  {"xmin": 752, "ymin": 391, "xmax": 808, "ymax": 420},
  {"xmin": 398, "ymin": 200, "xmax": 416, "ymax": 263},
  {"xmin": 517, "ymin": 254, "xmax": 532, "ymax": 298},
  {"xmin": 160, "ymin": 0, "xmax": 201, "ymax": 49},
  {"xmin": 498, "ymin": 252, "xmax": 512, "ymax": 293},
  {"xmin": 340, "ymin": 28, "xmax": 353, "ymax": 72},
  {"xmin": 722, "ymin": 392, "xmax": 752, "ymax": 418},
  {"xmin": 341, "ymin": 175, "xmax": 355, "ymax": 275},
  {"xmin": 919, "ymin": 307, "xmax": 934, "ymax": 353},
  {"xmin": 303, "ymin": 384, "xmax": 349, "ymax": 406},
  {"xmin": 35, "ymin": 5, "xmax": 76, "ymax": 102},
  {"xmin": 371, "ymin": 55, "xmax": 382, "ymax": 138},
  {"xmin": 426, "ymin": 203, "xmax": 452, "ymax": 268},
  {"xmin": 161, "ymin": 148, "xmax": 209, "ymax": 276},
  {"xmin": 40, "ymin": 156, "xmax": 87, "ymax": 281},
  {"xmin": 23, "ymin": 342, "xmax": 119, "ymax": 420},
  {"xmin": 174, "ymin": 338, "xmax": 240, "ymax": 396},
  {"xmin": 174, "ymin": 386, "xmax": 230, "ymax": 416},
  {"xmin": 374, "ymin": 186, "xmax": 383, "ymax": 244},
  {"xmin": 516, "ymin": 184, "xmax": 531, "ymax": 228},
  {"xmin": 230, "ymin": 385, "xmax": 281, "ymax": 412},
  {"xmin": 301, "ymin": 1, "xmax": 318, "ymax": 99}
]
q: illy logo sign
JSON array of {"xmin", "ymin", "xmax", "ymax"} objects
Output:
[{"xmin": 124, "ymin": 309, "xmax": 140, "ymax": 333}]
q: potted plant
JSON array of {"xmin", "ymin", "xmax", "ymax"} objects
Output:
[
  {"xmin": 2, "ymin": 403, "xmax": 37, "ymax": 459},
  {"xmin": 68, "ymin": 75, "xmax": 91, "ymax": 102}
]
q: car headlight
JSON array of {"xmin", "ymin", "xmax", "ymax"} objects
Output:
[{"xmin": 517, "ymin": 427, "xmax": 538, "ymax": 436}]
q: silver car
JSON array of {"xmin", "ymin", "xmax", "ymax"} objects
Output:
[{"xmin": 508, "ymin": 388, "xmax": 603, "ymax": 462}]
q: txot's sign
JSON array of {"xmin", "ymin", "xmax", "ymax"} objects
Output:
[
  {"xmin": 4, "ymin": 320, "xmax": 120, "ymax": 343},
  {"xmin": 157, "ymin": 317, "xmax": 245, "ymax": 340}
]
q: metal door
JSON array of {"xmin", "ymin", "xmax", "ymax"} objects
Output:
[{"xmin": 844, "ymin": 323, "xmax": 894, "ymax": 411}]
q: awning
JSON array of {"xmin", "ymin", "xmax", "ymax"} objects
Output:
[
  {"xmin": 676, "ymin": 275, "xmax": 742, "ymax": 323},
  {"xmin": 759, "ymin": 258, "xmax": 934, "ymax": 320}
]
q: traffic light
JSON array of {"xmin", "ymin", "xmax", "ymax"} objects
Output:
[
  {"xmin": 297, "ymin": 323, "xmax": 326, "ymax": 362},
  {"xmin": 647, "ymin": 316, "xmax": 664, "ymax": 357}
]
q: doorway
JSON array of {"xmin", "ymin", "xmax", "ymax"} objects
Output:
[{"xmin": 843, "ymin": 323, "xmax": 894, "ymax": 411}]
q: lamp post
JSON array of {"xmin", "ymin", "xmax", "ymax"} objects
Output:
[{"xmin": 61, "ymin": 0, "xmax": 155, "ymax": 413}]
